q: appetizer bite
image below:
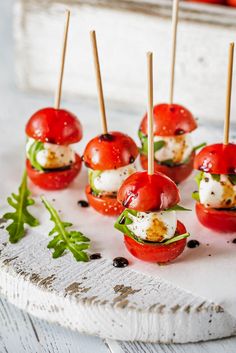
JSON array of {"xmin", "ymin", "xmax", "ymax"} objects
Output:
[
  {"xmin": 193, "ymin": 43, "xmax": 236, "ymax": 232},
  {"xmin": 26, "ymin": 11, "xmax": 83, "ymax": 190},
  {"xmin": 115, "ymin": 53, "xmax": 189, "ymax": 263},
  {"xmin": 138, "ymin": 0, "xmax": 198, "ymax": 184},
  {"xmin": 83, "ymin": 31, "xmax": 138, "ymax": 216}
]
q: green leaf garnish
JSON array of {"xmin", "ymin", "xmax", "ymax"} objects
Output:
[
  {"xmin": 41, "ymin": 197, "xmax": 90, "ymax": 262},
  {"xmin": 3, "ymin": 171, "xmax": 39, "ymax": 243},
  {"xmin": 193, "ymin": 142, "xmax": 207, "ymax": 152},
  {"xmin": 114, "ymin": 209, "xmax": 190, "ymax": 245},
  {"xmin": 192, "ymin": 191, "xmax": 200, "ymax": 202},
  {"xmin": 194, "ymin": 171, "xmax": 203, "ymax": 188},
  {"xmin": 28, "ymin": 140, "xmax": 44, "ymax": 171},
  {"xmin": 138, "ymin": 130, "xmax": 165, "ymax": 155},
  {"xmin": 211, "ymin": 174, "xmax": 220, "ymax": 182},
  {"xmin": 228, "ymin": 175, "xmax": 236, "ymax": 185},
  {"xmin": 166, "ymin": 204, "xmax": 191, "ymax": 212},
  {"xmin": 88, "ymin": 169, "xmax": 103, "ymax": 196}
]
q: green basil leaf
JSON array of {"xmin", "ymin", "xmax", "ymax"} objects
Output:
[
  {"xmin": 193, "ymin": 142, "xmax": 207, "ymax": 152},
  {"xmin": 28, "ymin": 140, "xmax": 45, "ymax": 172},
  {"xmin": 166, "ymin": 204, "xmax": 191, "ymax": 212},
  {"xmin": 211, "ymin": 174, "xmax": 220, "ymax": 182},
  {"xmin": 228, "ymin": 175, "xmax": 236, "ymax": 185},
  {"xmin": 138, "ymin": 130, "xmax": 165, "ymax": 155},
  {"xmin": 192, "ymin": 191, "xmax": 200, "ymax": 202},
  {"xmin": 194, "ymin": 172, "xmax": 203, "ymax": 188},
  {"xmin": 163, "ymin": 232, "xmax": 190, "ymax": 245}
]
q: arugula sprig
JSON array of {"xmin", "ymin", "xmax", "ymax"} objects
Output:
[
  {"xmin": 3, "ymin": 171, "xmax": 39, "ymax": 243},
  {"xmin": 114, "ymin": 208, "xmax": 190, "ymax": 245},
  {"xmin": 41, "ymin": 197, "xmax": 90, "ymax": 262}
]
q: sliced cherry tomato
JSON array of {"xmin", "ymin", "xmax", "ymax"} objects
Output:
[
  {"xmin": 194, "ymin": 143, "xmax": 236, "ymax": 174},
  {"xmin": 140, "ymin": 151, "xmax": 195, "ymax": 184},
  {"xmin": 195, "ymin": 202, "xmax": 236, "ymax": 233},
  {"xmin": 124, "ymin": 221, "xmax": 187, "ymax": 263},
  {"xmin": 26, "ymin": 154, "xmax": 82, "ymax": 190},
  {"xmin": 83, "ymin": 131, "xmax": 139, "ymax": 170},
  {"xmin": 139, "ymin": 103, "xmax": 197, "ymax": 137},
  {"xmin": 117, "ymin": 171, "xmax": 180, "ymax": 212},
  {"xmin": 85, "ymin": 185, "xmax": 124, "ymax": 216},
  {"xmin": 26, "ymin": 107, "xmax": 83, "ymax": 145}
]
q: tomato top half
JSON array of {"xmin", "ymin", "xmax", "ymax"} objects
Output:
[
  {"xmin": 117, "ymin": 171, "xmax": 180, "ymax": 212},
  {"xmin": 83, "ymin": 131, "xmax": 139, "ymax": 170},
  {"xmin": 194, "ymin": 143, "xmax": 236, "ymax": 174},
  {"xmin": 139, "ymin": 103, "xmax": 197, "ymax": 137},
  {"xmin": 25, "ymin": 107, "xmax": 83, "ymax": 145}
]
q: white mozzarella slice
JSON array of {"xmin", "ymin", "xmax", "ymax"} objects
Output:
[
  {"xmin": 92, "ymin": 163, "xmax": 136, "ymax": 193},
  {"xmin": 36, "ymin": 143, "xmax": 76, "ymax": 169},
  {"xmin": 199, "ymin": 173, "xmax": 236, "ymax": 208},
  {"xmin": 154, "ymin": 133, "xmax": 193, "ymax": 164},
  {"xmin": 127, "ymin": 211, "xmax": 177, "ymax": 242}
]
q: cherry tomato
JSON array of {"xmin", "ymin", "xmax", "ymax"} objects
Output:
[
  {"xmin": 140, "ymin": 151, "xmax": 195, "ymax": 184},
  {"xmin": 226, "ymin": 0, "xmax": 236, "ymax": 6},
  {"xmin": 139, "ymin": 103, "xmax": 197, "ymax": 137},
  {"xmin": 83, "ymin": 131, "xmax": 138, "ymax": 170},
  {"xmin": 26, "ymin": 154, "xmax": 82, "ymax": 190},
  {"xmin": 194, "ymin": 143, "xmax": 236, "ymax": 174},
  {"xmin": 26, "ymin": 108, "xmax": 83, "ymax": 145},
  {"xmin": 117, "ymin": 171, "xmax": 180, "ymax": 212},
  {"xmin": 85, "ymin": 185, "xmax": 124, "ymax": 216},
  {"xmin": 195, "ymin": 202, "xmax": 236, "ymax": 233},
  {"xmin": 124, "ymin": 221, "xmax": 187, "ymax": 263}
]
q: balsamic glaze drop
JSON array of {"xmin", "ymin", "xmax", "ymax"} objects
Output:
[
  {"xmin": 232, "ymin": 238, "xmax": 236, "ymax": 244},
  {"xmin": 113, "ymin": 257, "xmax": 129, "ymax": 268},
  {"xmin": 78, "ymin": 200, "xmax": 89, "ymax": 208},
  {"xmin": 90, "ymin": 253, "xmax": 102, "ymax": 260},
  {"xmin": 187, "ymin": 239, "xmax": 200, "ymax": 249}
]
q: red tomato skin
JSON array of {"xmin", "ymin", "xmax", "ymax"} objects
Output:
[
  {"xmin": 140, "ymin": 151, "xmax": 195, "ymax": 184},
  {"xmin": 26, "ymin": 154, "xmax": 82, "ymax": 190},
  {"xmin": 83, "ymin": 131, "xmax": 139, "ymax": 170},
  {"xmin": 85, "ymin": 185, "xmax": 124, "ymax": 216},
  {"xmin": 194, "ymin": 143, "xmax": 236, "ymax": 174},
  {"xmin": 195, "ymin": 202, "xmax": 236, "ymax": 233},
  {"xmin": 25, "ymin": 107, "xmax": 83, "ymax": 145},
  {"xmin": 117, "ymin": 171, "xmax": 180, "ymax": 212},
  {"xmin": 139, "ymin": 103, "xmax": 197, "ymax": 137},
  {"xmin": 227, "ymin": 0, "xmax": 236, "ymax": 6},
  {"xmin": 124, "ymin": 221, "xmax": 187, "ymax": 263}
]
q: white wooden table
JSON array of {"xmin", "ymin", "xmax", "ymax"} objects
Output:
[{"xmin": 1, "ymin": 1, "xmax": 236, "ymax": 352}]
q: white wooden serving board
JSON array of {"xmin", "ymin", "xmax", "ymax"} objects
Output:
[{"xmin": 0, "ymin": 106, "xmax": 236, "ymax": 343}]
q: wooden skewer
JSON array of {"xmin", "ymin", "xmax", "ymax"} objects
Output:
[
  {"xmin": 90, "ymin": 30, "xmax": 108, "ymax": 135},
  {"xmin": 54, "ymin": 10, "xmax": 70, "ymax": 110},
  {"xmin": 147, "ymin": 52, "xmax": 154, "ymax": 175},
  {"xmin": 224, "ymin": 42, "xmax": 234, "ymax": 145},
  {"xmin": 169, "ymin": 0, "xmax": 179, "ymax": 105}
]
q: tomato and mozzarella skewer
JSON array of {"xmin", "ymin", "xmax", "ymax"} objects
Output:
[
  {"xmin": 138, "ymin": 0, "xmax": 198, "ymax": 184},
  {"xmin": 25, "ymin": 11, "xmax": 83, "ymax": 190},
  {"xmin": 115, "ymin": 52, "xmax": 189, "ymax": 263},
  {"xmin": 83, "ymin": 31, "xmax": 138, "ymax": 216},
  {"xmin": 193, "ymin": 43, "xmax": 236, "ymax": 232}
]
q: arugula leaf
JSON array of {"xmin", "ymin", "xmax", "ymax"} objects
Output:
[
  {"xmin": 138, "ymin": 130, "xmax": 165, "ymax": 155},
  {"xmin": 165, "ymin": 204, "xmax": 191, "ymax": 212},
  {"xmin": 192, "ymin": 191, "xmax": 200, "ymax": 202},
  {"xmin": 193, "ymin": 142, "xmax": 206, "ymax": 152},
  {"xmin": 228, "ymin": 175, "xmax": 236, "ymax": 185},
  {"xmin": 3, "ymin": 171, "xmax": 39, "ymax": 243},
  {"xmin": 211, "ymin": 174, "xmax": 220, "ymax": 182},
  {"xmin": 28, "ymin": 140, "xmax": 44, "ymax": 171},
  {"xmin": 41, "ymin": 197, "xmax": 90, "ymax": 261}
]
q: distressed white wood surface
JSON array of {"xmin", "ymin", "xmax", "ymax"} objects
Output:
[
  {"xmin": 1, "ymin": 296, "xmax": 236, "ymax": 353},
  {"xmin": 14, "ymin": 0, "xmax": 236, "ymax": 123},
  {"xmin": 1, "ymin": 0, "xmax": 236, "ymax": 349}
]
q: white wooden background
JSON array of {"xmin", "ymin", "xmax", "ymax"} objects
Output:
[{"xmin": 1, "ymin": 1, "xmax": 236, "ymax": 352}]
